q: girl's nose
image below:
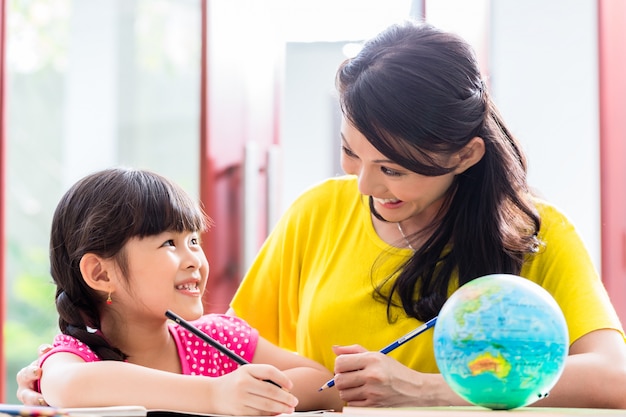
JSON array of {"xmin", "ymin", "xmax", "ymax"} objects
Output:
[{"xmin": 184, "ymin": 246, "xmax": 204, "ymax": 269}]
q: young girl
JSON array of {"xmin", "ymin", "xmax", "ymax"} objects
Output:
[{"xmin": 34, "ymin": 168, "xmax": 342, "ymax": 415}]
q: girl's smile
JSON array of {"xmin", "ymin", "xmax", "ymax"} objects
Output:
[{"xmin": 108, "ymin": 230, "xmax": 209, "ymax": 323}]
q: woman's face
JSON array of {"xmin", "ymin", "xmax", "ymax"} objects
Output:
[{"xmin": 340, "ymin": 118, "xmax": 457, "ymax": 228}]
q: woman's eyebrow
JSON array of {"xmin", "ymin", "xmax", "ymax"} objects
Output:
[{"xmin": 341, "ymin": 133, "xmax": 398, "ymax": 165}]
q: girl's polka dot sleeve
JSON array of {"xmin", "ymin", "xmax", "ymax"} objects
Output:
[
  {"xmin": 172, "ymin": 314, "xmax": 259, "ymax": 377},
  {"xmin": 38, "ymin": 334, "xmax": 100, "ymax": 367}
]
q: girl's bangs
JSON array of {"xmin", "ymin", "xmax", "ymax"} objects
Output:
[{"xmin": 132, "ymin": 174, "xmax": 208, "ymax": 237}]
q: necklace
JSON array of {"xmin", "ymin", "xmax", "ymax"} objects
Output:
[{"xmin": 396, "ymin": 222, "xmax": 416, "ymax": 251}]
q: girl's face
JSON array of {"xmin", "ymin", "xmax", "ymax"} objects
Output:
[
  {"xmin": 340, "ymin": 118, "xmax": 457, "ymax": 228},
  {"xmin": 115, "ymin": 230, "xmax": 208, "ymax": 322}
]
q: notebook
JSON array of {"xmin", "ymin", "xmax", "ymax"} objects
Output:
[{"xmin": 0, "ymin": 404, "xmax": 330, "ymax": 417}]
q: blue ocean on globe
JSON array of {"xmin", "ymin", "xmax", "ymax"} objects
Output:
[{"xmin": 433, "ymin": 274, "xmax": 569, "ymax": 410}]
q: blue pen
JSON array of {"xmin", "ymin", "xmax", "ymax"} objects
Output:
[{"xmin": 318, "ymin": 316, "xmax": 437, "ymax": 391}]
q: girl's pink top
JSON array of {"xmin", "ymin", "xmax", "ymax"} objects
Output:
[{"xmin": 38, "ymin": 314, "xmax": 259, "ymax": 382}]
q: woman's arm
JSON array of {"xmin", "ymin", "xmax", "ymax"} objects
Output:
[
  {"xmin": 251, "ymin": 336, "xmax": 343, "ymax": 411},
  {"xmin": 331, "ymin": 328, "xmax": 626, "ymax": 409},
  {"xmin": 330, "ymin": 343, "xmax": 466, "ymax": 407},
  {"xmin": 532, "ymin": 329, "xmax": 626, "ymax": 409},
  {"xmin": 40, "ymin": 352, "xmax": 299, "ymax": 416}
]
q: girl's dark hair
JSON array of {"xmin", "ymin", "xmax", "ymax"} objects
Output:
[
  {"xmin": 50, "ymin": 167, "xmax": 210, "ymax": 360},
  {"xmin": 336, "ymin": 21, "xmax": 540, "ymax": 321}
]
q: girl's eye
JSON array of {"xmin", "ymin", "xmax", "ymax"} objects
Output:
[
  {"xmin": 163, "ymin": 239, "xmax": 175, "ymax": 247},
  {"xmin": 190, "ymin": 237, "xmax": 199, "ymax": 245},
  {"xmin": 341, "ymin": 145, "xmax": 357, "ymax": 158},
  {"xmin": 381, "ymin": 166, "xmax": 403, "ymax": 177}
]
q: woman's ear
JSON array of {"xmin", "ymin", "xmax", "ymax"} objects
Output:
[
  {"xmin": 79, "ymin": 253, "xmax": 113, "ymax": 292},
  {"xmin": 454, "ymin": 136, "xmax": 485, "ymax": 174}
]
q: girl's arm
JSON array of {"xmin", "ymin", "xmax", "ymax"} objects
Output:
[
  {"xmin": 251, "ymin": 336, "xmax": 344, "ymax": 411},
  {"xmin": 40, "ymin": 352, "xmax": 298, "ymax": 416}
]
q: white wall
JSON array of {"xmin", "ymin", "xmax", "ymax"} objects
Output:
[
  {"xmin": 278, "ymin": 0, "xmax": 602, "ymax": 271},
  {"xmin": 489, "ymin": 0, "xmax": 601, "ymax": 269},
  {"xmin": 281, "ymin": 42, "xmax": 344, "ymax": 213}
]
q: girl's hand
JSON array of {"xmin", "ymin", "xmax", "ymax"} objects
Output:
[{"xmin": 211, "ymin": 364, "xmax": 298, "ymax": 415}]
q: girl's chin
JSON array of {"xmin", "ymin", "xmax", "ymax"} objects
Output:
[{"xmin": 172, "ymin": 304, "xmax": 205, "ymax": 321}]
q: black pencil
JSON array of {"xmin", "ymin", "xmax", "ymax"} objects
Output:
[{"xmin": 165, "ymin": 310, "xmax": 282, "ymax": 388}]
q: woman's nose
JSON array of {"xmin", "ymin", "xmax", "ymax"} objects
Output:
[{"xmin": 357, "ymin": 167, "xmax": 379, "ymax": 196}]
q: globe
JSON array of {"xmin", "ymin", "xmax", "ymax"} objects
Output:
[{"xmin": 433, "ymin": 274, "xmax": 569, "ymax": 410}]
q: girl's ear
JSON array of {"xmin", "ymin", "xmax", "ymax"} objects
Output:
[
  {"xmin": 454, "ymin": 136, "xmax": 486, "ymax": 174},
  {"xmin": 79, "ymin": 253, "xmax": 114, "ymax": 292}
]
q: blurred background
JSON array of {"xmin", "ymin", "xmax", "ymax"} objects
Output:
[{"xmin": 1, "ymin": 0, "xmax": 624, "ymax": 402}]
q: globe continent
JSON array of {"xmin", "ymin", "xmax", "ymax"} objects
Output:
[{"xmin": 433, "ymin": 274, "xmax": 568, "ymax": 410}]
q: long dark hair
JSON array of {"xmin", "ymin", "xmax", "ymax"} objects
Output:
[
  {"xmin": 50, "ymin": 168, "xmax": 210, "ymax": 360},
  {"xmin": 336, "ymin": 21, "xmax": 540, "ymax": 321}
]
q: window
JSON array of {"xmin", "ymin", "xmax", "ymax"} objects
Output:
[{"xmin": 3, "ymin": 0, "xmax": 201, "ymax": 400}]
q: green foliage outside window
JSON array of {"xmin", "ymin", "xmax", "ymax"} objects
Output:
[{"xmin": 4, "ymin": 243, "xmax": 58, "ymax": 403}]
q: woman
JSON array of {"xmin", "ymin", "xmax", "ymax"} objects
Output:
[{"xmin": 228, "ymin": 21, "xmax": 626, "ymax": 408}]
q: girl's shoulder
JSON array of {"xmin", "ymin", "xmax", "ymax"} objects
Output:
[
  {"xmin": 171, "ymin": 314, "xmax": 258, "ymax": 347},
  {"xmin": 39, "ymin": 333, "xmax": 100, "ymax": 366},
  {"xmin": 190, "ymin": 314, "xmax": 256, "ymax": 333}
]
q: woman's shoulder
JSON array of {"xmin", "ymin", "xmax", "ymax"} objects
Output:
[
  {"xmin": 532, "ymin": 197, "xmax": 587, "ymax": 248},
  {"xmin": 532, "ymin": 197, "xmax": 576, "ymax": 229},
  {"xmin": 293, "ymin": 175, "xmax": 358, "ymax": 202},
  {"xmin": 286, "ymin": 175, "xmax": 360, "ymax": 216}
]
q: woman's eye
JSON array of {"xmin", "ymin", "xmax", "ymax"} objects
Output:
[
  {"xmin": 341, "ymin": 145, "xmax": 357, "ymax": 158},
  {"xmin": 381, "ymin": 166, "xmax": 403, "ymax": 177}
]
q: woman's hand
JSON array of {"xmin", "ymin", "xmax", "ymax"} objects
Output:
[
  {"xmin": 331, "ymin": 344, "xmax": 464, "ymax": 407},
  {"xmin": 16, "ymin": 345, "xmax": 52, "ymax": 406}
]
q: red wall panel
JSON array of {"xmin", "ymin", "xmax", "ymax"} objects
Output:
[
  {"xmin": 0, "ymin": 0, "xmax": 7, "ymax": 402},
  {"xmin": 598, "ymin": 0, "xmax": 626, "ymax": 323},
  {"xmin": 199, "ymin": 0, "xmax": 281, "ymax": 314}
]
